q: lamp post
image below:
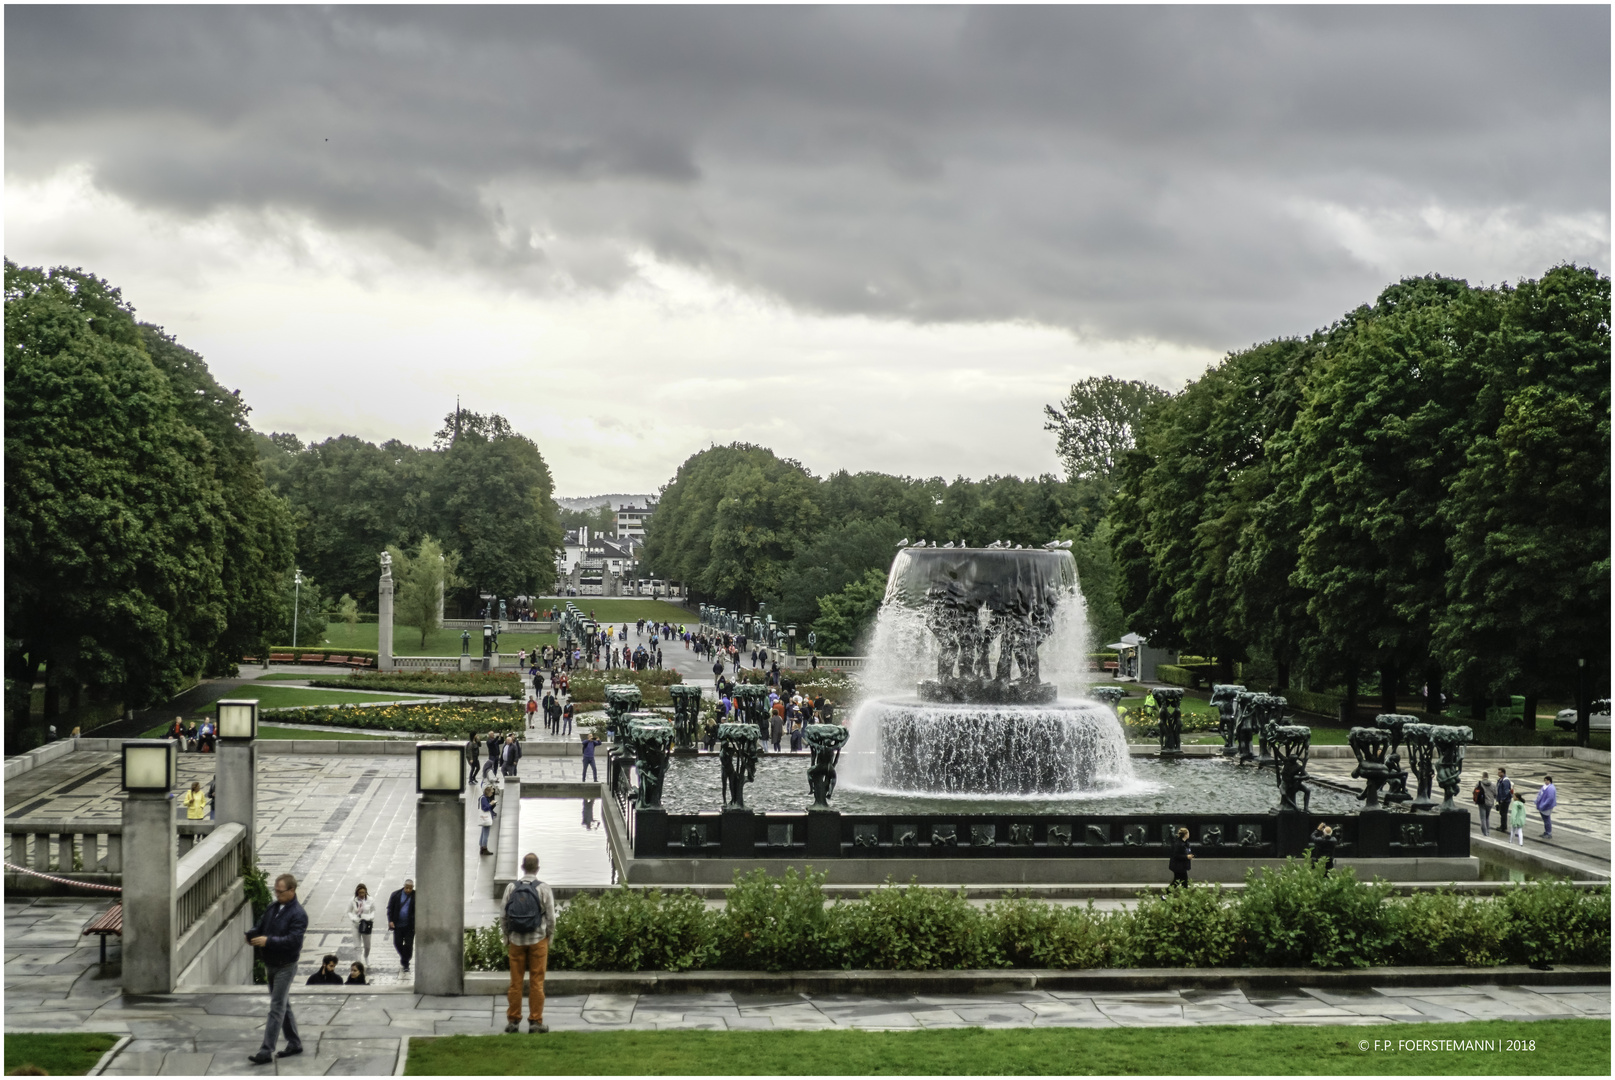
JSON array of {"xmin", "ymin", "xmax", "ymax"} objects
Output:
[
  {"xmin": 414, "ymin": 743, "xmax": 466, "ymax": 994},
  {"xmin": 214, "ymin": 699, "xmax": 259, "ymax": 855},
  {"xmin": 121, "ymin": 739, "xmax": 178, "ymax": 994},
  {"xmin": 292, "ymin": 568, "xmax": 303, "ymax": 647}
]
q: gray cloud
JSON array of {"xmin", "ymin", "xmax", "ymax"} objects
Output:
[{"xmin": 6, "ymin": 5, "xmax": 1608, "ymax": 346}]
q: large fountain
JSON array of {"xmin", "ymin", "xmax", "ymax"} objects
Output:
[{"xmin": 840, "ymin": 544, "xmax": 1135, "ymax": 796}]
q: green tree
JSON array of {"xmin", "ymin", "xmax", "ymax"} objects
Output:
[
  {"xmin": 335, "ymin": 593, "xmax": 360, "ymax": 627},
  {"xmin": 1044, "ymin": 376, "xmax": 1171, "ymax": 486},
  {"xmin": 811, "ymin": 568, "xmax": 888, "ymax": 655},
  {"xmin": 5, "ymin": 263, "xmax": 229, "ymax": 746},
  {"xmin": 280, "ymin": 571, "xmax": 329, "ymax": 648},
  {"xmin": 390, "ymin": 536, "xmax": 462, "ymax": 649}
]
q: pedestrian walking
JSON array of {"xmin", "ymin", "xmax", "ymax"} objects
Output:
[
  {"xmin": 1495, "ymin": 768, "xmax": 1513, "ymax": 831},
  {"xmin": 347, "ymin": 883, "xmax": 375, "ymax": 964},
  {"xmin": 500, "ymin": 852, "xmax": 556, "ymax": 1034},
  {"xmin": 466, "ymin": 733, "xmax": 481, "ymax": 787},
  {"xmin": 561, "ymin": 701, "xmax": 574, "ymax": 736},
  {"xmin": 1474, "ymin": 772, "xmax": 1496, "ymax": 837},
  {"xmin": 479, "ymin": 785, "xmax": 498, "ymax": 855},
  {"xmin": 246, "ymin": 872, "xmax": 307, "ymax": 1065},
  {"xmin": 1168, "ymin": 826, "xmax": 1193, "ymax": 887},
  {"xmin": 1509, "ymin": 791, "xmax": 1527, "ymax": 845},
  {"xmin": 182, "ymin": 781, "xmax": 208, "ymax": 820},
  {"xmin": 387, "ymin": 879, "xmax": 417, "ymax": 974},
  {"xmin": 581, "ymin": 734, "xmax": 600, "ymax": 782},
  {"xmin": 526, "ymin": 696, "xmax": 538, "ymax": 730},
  {"xmin": 1536, "ymin": 775, "xmax": 1557, "ymax": 837}
]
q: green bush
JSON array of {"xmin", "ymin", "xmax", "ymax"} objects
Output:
[
  {"xmin": 983, "ymin": 897, "xmax": 1123, "ymax": 969},
  {"xmin": 267, "ymin": 647, "xmax": 379, "ymax": 661},
  {"xmin": 307, "ymin": 670, "xmax": 521, "ymax": 697},
  {"xmin": 549, "ymin": 887, "xmax": 716, "ymax": 972},
  {"xmin": 1497, "ymin": 881, "xmax": 1612, "ymax": 966},
  {"xmin": 568, "ymin": 669, "xmax": 684, "ymax": 705},
  {"xmin": 718, "ymin": 867, "xmax": 837, "ymax": 971},
  {"xmin": 265, "ymin": 700, "xmax": 527, "ymax": 738},
  {"xmin": 1126, "ymin": 885, "xmax": 1239, "ymax": 968},
  {"xmin": 1236, "ymin": 859, "xmax": 1393, "ymax": 969},
  {"xmin": 1284, "ymin": 688, "xmax": 1346, "ymax": 718},
  {"xmin": 465, "ymin": 920, "xmax": 509, "ymax": 971},
  {"xmin": 1387, "ymin": 891, "xmax": 1508, "ymax": 967},
  {"xmin": 834, "ymin": 878, "xmax": 992, "ymax": 970}
]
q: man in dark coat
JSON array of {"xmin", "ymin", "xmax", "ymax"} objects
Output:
[
  {"xmin": 387, "ymin": 879, "xmax": 417, "ymax": 974},
  {"xmin": 247, "ymin": 873, "xmax": 308, "ymax": 1064},
  {"xmin": 1495, "ymin": 768, "xmax": 1514, "ymax": 832},
  {"xmin": 465, "ymin": 734, "xmax": 481, "ymax": 787},
  {"xmin": 1168, "ymin": 827, "xmax": 1193, "ymax": 888}
]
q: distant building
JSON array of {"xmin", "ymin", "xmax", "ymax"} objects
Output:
[{"xmin": 614, "ymin": 501, "xmax": 655, "ymax": 539}]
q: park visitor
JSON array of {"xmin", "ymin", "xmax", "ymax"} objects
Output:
[
  {"xmin": 561, "ymin": 700, "xmax": 574, "ymax": 736},
  {"xmin": 501, "ymin": 852, "xmax": 556, "ymax": 1034},
  {"xmin": 347, "ymin": 883, "xmax": 375, "ymax": 963},
  {"xmin": 1306, "ymin": 824, "xmax": 1337, "ymax": 873},
  {"xmin": 1536, "ymin": 775, "xmax": 1557, "ymax": 837},
  {"xmin": 483, "ymin": 731, "xmax": 501, "ymax": 781},
  {"xmin": 479, "ymin": 785, "xmax": 499, "ymax": 855},
  {"xmin": 1509, "ymin": 791, "xmax": 1527, "ymax": 845},
  {"xmin": 526, "ymin": 696, "xmax": 538, "ymax": 728},
  {"xmin": 1474, "ymin": 772, "xmax": 1496, "ymax": 836},
  {"xmin": 1168, "ymin": 827, "xmax": 1193, "ymax": 887},
  {"xmin": 306, "ymin": 954, "xmax": 344, "ymax": 985},
  {"xmin": 182, "ymin": 781, "xmax": 208, "ymax": 820},
  {"xmin": 346, "ymin": 962, "xmax": 367, "ymax": 985},
  {"xmin": 387, "ymin": 879, "xmax": 416, "ymax": 974},
  {"xmin": 1495, "ymin": 768, "xmax": 1513, "ymax": 830},
  {"xmin": 465, "ymin": 734, "xmax": 481, "ymax": 786},
  {"xmin": 581, "ymin": 733, "xmax": 600, "ymax": 781},
  {"xmin": 246, "ymin": 872, "xmax": 306, "ymax": 1065}
]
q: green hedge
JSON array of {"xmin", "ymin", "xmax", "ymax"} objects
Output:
[
  {"xmin": 568, "ymin": 669, "xmax": 684, "ymax": 705},
  {"xmin": 1283, "ymin": 688, "xmax": 1346, "ymax": 718},
  {"xmin": 466, "ymin": 863, "xmax": 1610, "ymax": 973},
  {"xmin": 266, "ymin": 700, "xmax": 526, "ymax": 739},
  {"xmin": 306, "ymin": 670, "xmax": 520, "ymax": 697},
  {"xmin": 265, "ymin": 647, "xmax": 379, "ymax": 662}
]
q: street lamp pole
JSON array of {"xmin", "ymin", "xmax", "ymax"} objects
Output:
[{"xmin": 293, "ymin": 568, "xmax": 303, "ymax": 647}]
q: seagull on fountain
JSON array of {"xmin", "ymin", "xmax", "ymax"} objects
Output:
[
  {"xmin": 896, "ymin": 538, "xmax": 909, "ymax": 548},
  {"xmin": 914, "ymin": 539, "xmax": 926, "ymax": 548},
  {"xmin": 1059, "ymin": 540, "xmax": 1073, "ymax": 549},
  {"xmin": 942, "ymin": 541, "xmax": 954, "ymax": 548}
]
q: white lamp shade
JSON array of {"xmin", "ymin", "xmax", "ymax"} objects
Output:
[
  {"xmin": 417, "ymin": 743, "xmax": 464, "ymax": 793},
  {"xmin": 123, "ymin": 741, "xmax": 176, "ymax": 791},
  {"xmin": 216, "ymin": 699, "xmax": 259, "ymax": 739}
]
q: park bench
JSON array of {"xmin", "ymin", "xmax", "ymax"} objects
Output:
[
  {"xmin": 348, "ymin": 657, "xmax": 374, "ymax": 668},
  {"xmin": 82, "ymin": 902, "xmax": 122, "ymax": 967},
  {"xmin": 324, "ymin": 654, "xmax": 350, "ymax": 665},
  {"xmin": 242, "ymin": 655, "xmax": 259, "ymax": 665},
  {"xmin": 1102, "ymin": 661, "xmax": 1118, "ymax": 673},
  {"xmin": 269, "ymin": 653, "xmax": 295, "ymax": 663}
]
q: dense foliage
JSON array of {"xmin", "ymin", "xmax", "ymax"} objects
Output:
[
  {"xmin": 1112, "ymin": 266, "xmax": 1609, "ymax": 714},
  {"xmin": 305, "ymin": 671, "xmax": 521, "ymax": 696},
  {"xmin": 266, "ymin": 700, "xmax": 528, "ymax": 738},
  {"xmin": 5, "ymin": 262, "xmax": 295, "ymax": 749},
  {"xmin": 466, "ymin": 863, "xmax": 1608, "ymax": 972}
]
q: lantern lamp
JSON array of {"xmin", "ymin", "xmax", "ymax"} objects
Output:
[
  {"xmin": 122, "ymin": 740, "xmax": 177, "ymax": 792},
  {"xmin": 416, "ymin": 742, "xmax": 464, "ymax": 793},
  {"xmin": 216, "ymin": 699, "xmax": 259, "ymax": 740}
]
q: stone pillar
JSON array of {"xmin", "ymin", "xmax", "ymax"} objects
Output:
[
  {"xmin": 414, "ymin": 792, "xmax": 464, "ymax": 995},
  {"xmin": 122, "ymin": 792, "xmax": 178, "ymax": 994},
  {"xmin": 378, "ymin": 565, "xmax": 395, "ymax": 671},
  {"xmin": 215, "ymin": 740, "xmax": 258, "ymax": 857}
]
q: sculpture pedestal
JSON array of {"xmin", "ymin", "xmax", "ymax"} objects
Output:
[
  {"xmin": 1356, "ymin": 809, "xmax": 1393, "ymax": 858},
  {"xmin": 1437, "ymin": 809, "xmax": 1471, "ymax": 858},
  {"xmin": 633, "ymin": 807, "xmax": 668, "ymax": 858},
  {"xmin": 719, "ymin": 808, "xmax": 755, "ymax": 858},
  {"xmin": 805, "ymin": 808, "xmax": 840, "ymax": 857},
  {"xmin": 1275, "ymin": 812, "xmax": 1312, "ymax": 858}
]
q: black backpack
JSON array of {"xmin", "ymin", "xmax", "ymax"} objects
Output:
[{"xmin": 505, "ymin": 880, "xmax": 547, "ymax": 935}]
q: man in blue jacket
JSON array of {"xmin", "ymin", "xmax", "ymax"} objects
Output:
[{"xmin": 246, "ymin": 873, "xmax": 308, "ymax": 1065}]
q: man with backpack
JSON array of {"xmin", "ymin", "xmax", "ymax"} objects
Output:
[{"xmin": 500, "ymin": 852, "xmax": 556, "ymax": 1034}]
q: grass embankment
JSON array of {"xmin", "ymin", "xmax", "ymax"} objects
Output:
[
  {"xmin": 4, "ymin": 1032, "xmax": 122, "ymax": 1075},
  {"xmin": 551, "ymin": 599, "xmax": 692, "ymax": 625},
  {"xmin": 405, "ymin": 1019, "xmax": 1610, "ymax": 1076},
  {"xmin": 315, "ymin": 621, "xmax": 556, "ymax": 656}
]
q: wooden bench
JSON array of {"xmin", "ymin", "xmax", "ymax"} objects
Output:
[
  {"xmin": 324, "ymin": 654, "xmax": 350, "ymax": 665},
  {"xmin": 242, "ymin": 655, "xmax": 260, "ymax": 665},
  {"xmin": 82, "ymin": 903, "xmax": 122, "ymax": 967},
  {"xmin": 349, "ymin": 657, "xmax": 374, "ymax": 668},
  {"xmin": 269, "ymin": 653, "xmax": 295, "ymax": 663}
]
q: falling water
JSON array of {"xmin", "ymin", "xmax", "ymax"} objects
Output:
[{"xmin": 840, "ymin": 546, "xmax": 1137, "ymax": 797}]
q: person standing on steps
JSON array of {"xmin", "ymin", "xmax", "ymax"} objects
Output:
[
  {"xmin": 1168, "ymin": 827, "xmax": 1193, "ymax": 887},
  {"xmin": 1536, "ymin": 775, "xmax": 1557, "ymax": 838},
  {"xmin": 387, "ymin": 879, "xmax": 417, "ymax": 974},
  {"xmin": 483, "ymin": 731, "xmax": 500, "ymax": 783},
  {"xmin": 500, "ymin": 852, "xmax": 556, "ymax": 1034},
  {"xmin": 1474, "ymin": 772, "xmax": 1496, "ymax": 837},
  {"xmin": 1495, "ymin": 768, "xmax": 1513, "ymax": 832},
  {"xmin": 347, "ymin": 883, "xmax": 375, "ymax": 965},
  {"xmin": 479, "ymin": 785, "xmax": 498, "ymax": 855},
  {"xmin": 246, "ymin": 873, "xmax": 307, "ymax": 1065},
  {"xmin": 581, "ymin": 733, "xmax": 600, "ymax": 782},
  {"xmin": 465, "ymin": 733, "xmax": 481, "ymax": 787}
]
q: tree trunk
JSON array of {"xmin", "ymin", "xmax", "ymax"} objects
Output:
[
  {"xmin": 1469, "ymin": 690, "xmax": 1487, "ymax": 723},
  {"xmin": 1379, "ymin": 663, "xmax": 1398, "ymax": 715},
  {"xmin": 6, "ymin": 646, "xmax": 43, "ymax": 755},
  {"xmin": 1276, "ymin": 661, "xmax": 1291, "ymax": 692},
  {"xmin": 43, "ymin": 659, "xmax": 60, "ymax": 721},
  {"xmin": 1521, "ymin": 691, "xmax": 1539, "ymax": 734},
  {"xmin": 1576, "ymin": 656, "xmax": 1591, "ymax": 747},
  {"xmin": 1218, "ymin": 651, "xmax": 1236, "ymax": 684},
  {"xmin": 1341, "ymin": 661, "xmax": 1359, "ymax": 725},
  {"xmin": 1424, "ymin": 665, "xmax": 1442, "ymax": 718}
]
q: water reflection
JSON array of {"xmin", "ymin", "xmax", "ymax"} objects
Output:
[{"xmin": 517, "ymin": 798, "xmax": 615, "ymax": 884}]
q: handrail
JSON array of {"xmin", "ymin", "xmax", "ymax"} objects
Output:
[{"xmin": 175, "ymin": 822, "xmax": 249, "ymax": 939}]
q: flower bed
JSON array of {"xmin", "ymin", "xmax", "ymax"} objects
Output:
[
  {"xmin": 305, "ymin": 670, "xmax": 520, "ymax": 697},
  {"xmin": 465, "ymin": 862, "xmax": 1609, "ymax": 973},
  {"xmin": 265, "ymin": 701, "xmax": 526, "ymax": 739}
]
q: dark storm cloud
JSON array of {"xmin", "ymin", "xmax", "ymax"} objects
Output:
[{"xmin": 7, "ymin": 5, "xmax": 1608, "ymax": 345}]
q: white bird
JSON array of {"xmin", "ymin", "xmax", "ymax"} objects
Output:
[
  {"xmin": 915, "ymin": 539, "xmax": 925, "ymax": 548},
  {"xmin": 896, "ymin": 538, "xmax": 909, "ymax": 548},
  {"xmin": 942, "ymin": 541, "xmax": 954, "ymax": 548},
  {"xmin": 1015, "ymin": 543, "xmax": 1023, "ymax": 549},
  {"xmin": 1059, "ymin": 540, "xmax": 1073, "ymax": 549}
]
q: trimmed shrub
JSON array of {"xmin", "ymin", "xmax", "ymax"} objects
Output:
[
  {"xmin": 1387, "ymin": 890, "xmax": 1508, "ymax": 967},
  {"xmin": 834, "ymin": 878, "xmax": 993, "ymax": 970},
  {"xmin": 549, "ymin": 887, "xmax": 716, "ymax": 972},
  {"xmin": 1236, "ymin": 859, "xmax": 1393, "ymax": 969},
  {"xmin": 718, "ymin": 867, "xmax": 837, "ymax": 971},
  {"xmin": 1497, "ymin": 881, "xmax": 1612, "ymax": 966},
  {"xmin": 464, "ymin": 920, "xmax": 509, "ymax": 971},
  {"xmin": 1126, "ymin": 885, "xmax": 1239, "ymax": 968},
  {"xmin": 307, "ymin": 670, "xmax": 520, "ymax": 697},
  {"xmin": 265, "ymin": 700, "xmax": 528, "ymax": 738},
  {"xmin": 985, "ymin": 897, "xmax": 1124, "ymax": 969}
]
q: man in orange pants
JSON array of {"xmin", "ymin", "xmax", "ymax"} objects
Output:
[{"xmin": 500, "ymin": 852, "xmax": 555, "ymax": 1034}]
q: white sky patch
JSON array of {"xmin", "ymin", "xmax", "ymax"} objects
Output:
[{"xmin": 6, "ymin": 169, "xmax": 1217, "ymax": 492}]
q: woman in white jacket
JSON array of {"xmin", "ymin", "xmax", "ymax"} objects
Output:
[{"xmin": 347, "ymin": 883, "xmax": 376, "ymax": 963}]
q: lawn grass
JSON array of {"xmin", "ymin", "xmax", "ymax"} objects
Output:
[
  {"xmin": 246, "ymin": 685, "xmax": 436, "ymax": 709},
  {"xmin": 404, "ymin": 1019, "xmax": 1609, "ymax": 1075},
  {"xmin": 546, "ymin": 599, "xmax": 693, "ymax": 625},
  {"xmin": 313, "ymin": 622, "xmax": 557, "ymax": 656},
  {"xmin": 258, "ymin": 724, "xmax": 402, "ymax": 740},
  {"xmin": 4, "ymin": 1032, "xmax": 121, "ymax": 1075}
]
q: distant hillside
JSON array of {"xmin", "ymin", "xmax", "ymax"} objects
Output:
[{"xmin": 555, "ymin": 493, "xmax": 656, "ymax": 511}]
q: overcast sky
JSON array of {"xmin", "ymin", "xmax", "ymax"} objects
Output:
[{"xmin": 7, "ymin": 5, "xmax": 1608, "ymax": 494}]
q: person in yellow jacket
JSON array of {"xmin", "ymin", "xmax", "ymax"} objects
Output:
[{"xmin": 182, "ymin": 780, "xmax": 208, "ymax": 819}]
